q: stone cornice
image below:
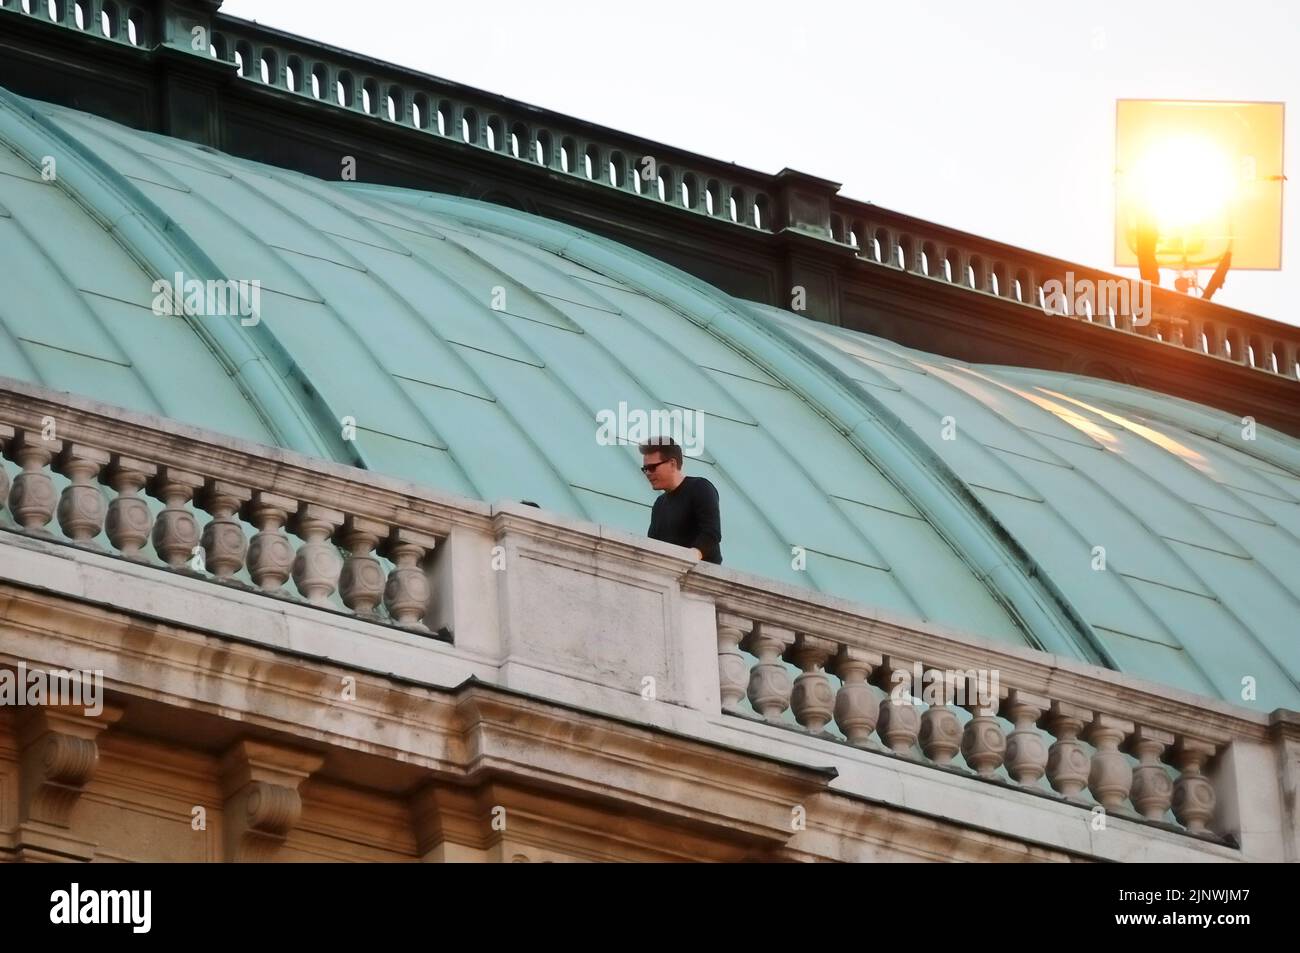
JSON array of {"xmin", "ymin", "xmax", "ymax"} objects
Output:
[
  {"xmin": 491, "ymin": 500, "xmax": 697, "ymax": 576},
  {"xmin": 453, "ymin": 689, "xmax": 831, "ymax": 847},
  {"xmin": 1269, "ymin": 709, "xmax": 1300, "ymax": 744},
  {"xmin": 0, "ymin": 557, "xmax": 1262, "ymax": 861},
  {"xmin": 1, "ymin": 582, "xmax": 828, "ymax": 854}
]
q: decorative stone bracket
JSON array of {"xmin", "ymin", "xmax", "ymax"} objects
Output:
[
  {"xmin": 15, "ymin": 702, "xmax": 124, "ymax": 862},
  {"xmin": 1269, "ymin": 710, "xmax": 1300, "ymax": 861},
  {"xmin": 220, "ymin": 739, "xmax": 324, "ymax": 862}
]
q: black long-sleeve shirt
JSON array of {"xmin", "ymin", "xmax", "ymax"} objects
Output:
[{"xmin": 647, "ymin": 476, "xmax": 722, "ymax": 564}]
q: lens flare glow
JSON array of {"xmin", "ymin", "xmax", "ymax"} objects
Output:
[{"xmin": 1130, "ymin": 135, "xmax": 1238, "ymax": 232}]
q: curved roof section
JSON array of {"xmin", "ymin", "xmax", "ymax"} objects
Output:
[{"xmin": 2, "ymin": 88, "xmax": 1298, "ymax": 712}]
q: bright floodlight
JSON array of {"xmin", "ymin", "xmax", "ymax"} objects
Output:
[
  {"xmin": 1131, "ymin": 135, "xmax": 1236, "ymax": 231},
  {"xmin": 1115, "ymin": 100, "xmax": 1284, "ymax": 270}
]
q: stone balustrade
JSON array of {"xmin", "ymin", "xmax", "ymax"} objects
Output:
[
  {"xmin": 0, "ymin": 0, "xmax": 151, "ymax": 48},
  {"xmin": 713, "ymin": 606, "xmax": 1227, "ymax": 839},
  {"xmin": 201, "ymin": 20, "xmax": 777, "ymax": 231},
  {"xmin": 837, "ymin": 203, "xmax": 1300, "ymax": 379},
  {"xmin": 6, "ymin": 0, "xmax": 1299, "ymax": 381},
  {"xmin": 3, "ymin": 375, "xmax": 1293, "ymax": 859},
  {"xmin": 4, "ymin": 1, "xmax": 778, "ymax": 226},
  {"xmin": 0, "ymin": 413, "xmax": 445, "ymax": 638}
]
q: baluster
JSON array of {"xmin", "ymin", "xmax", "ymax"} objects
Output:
[
  {"xmin": 733, "ymin": 185, "xmax": 753, "ymax": 226},
  {"xmin": 788, "ymin": 634, "xmax": 836, "ymax": 734},
  {"xmin": 339, "ymin": 515, "xmax": 388, "ymax": 616},
  {"xmin": 827, "ymin": 646, "xmax": 880, "ymax": 747},
  {"xmin": 524, "ymin": 127, "xmax": 541, "ymax": 167},
  {"xmin": 386, "ymin": 84, "xmax": 409, "ymax": 125},
  {"xmin": 873, "ymin": 227, "xmax": 895, "ymax": 268},
  {"xmin": 54, "ymin": 444, "xmax": 109, "ymax": 545},
  {"xmin": 289, "ymin": 503, "xmax": 343, "ymax": 605},
  {"xmin": 919, "ymin": 670, "xmax": 963, "ymax": 765},
  {"xmin": 1280, "ymin": 341, "xmax": 1299, "ymax": 379},
  {"xmin": 311, "ymin": 62, "xmax": 334, "ymax": 102},
  {"xmin": 0, "ymin": 424, "xmax": 13, "ymax": 519},
  {"xmin": 147, "ymin": 467, "xmax": 204, "ymax": 569},
  {"xmin": 105, "ymin": 457, "xmax": 156, "ymax": 558},
  {"xmin": 242, "ymin": 491, "xmax": 297, "ymax": 592},
  {"xmin": 197, "ymin": 481, "xmax": 251, "ymax": 580},
  {"xmin": 715, "ymin": 612, "xmax": 753, "ymax": 712},
  {"xmin": 1084, "ymin": 714, "xmax": 1134, "ymax": 812},
  {"xmin": 907, "ymin": 237, "xmax": 926, "ymax": 277},
  {"xmin": 948, "ymin": 249, "xmax": 970, "ymax": 288},
  {"xmin": 447, "ymin": 102, "xmax": 465, "ymax": 140},
  {"xmin": 1021, "ymin": 269, "xmax": 1038, "ymax": 305},
  {"xmin": 1044, "ymin": 701, "xmax": 1093, "ymax": 799},
  {"xmin": 378, "ymin": 528, "xmax": 436, "ymax": 627},
  {"xmin": 1229, "ymin": 330, "xmax": 1248, "ymax": 364},
  {"xmin": 1092, "ymin": 277, "xmax": 1114, "ymax": 323},
  {"xmin": 342, "ymin": 70, "xmax": 361, "ymax": 107},
  {"xmin": 960, "ymin": 684, "xmax": 1006, "ymax": 778},
  {"xmin": 4, "ymin": 431, "xmax": 62, "ymax": 534},
  {"xmin": 1124, "ymin": 726, "xmax": 1175, "ymax": 821},
  {"xmin": 1003, "ymin": 690, "xmax": 1050, "ymax": 786},
  {"xmin": 703, "ymin": 178, "xmax": 721, "ymax": 216},
  {"xmin": 741, "ymin": 623, "xmax": 795, "ymax": 723},
  {"xmin": 1171, "ymin": 737, "xmax": 1217, "ymax": 834},
  {"xmin": 873, "ymin": 656, "xmax": 921, "ymax": 755},
  {"xmin": 992, "ymin": 264, "xmax": 1013, "ymax": 300}
]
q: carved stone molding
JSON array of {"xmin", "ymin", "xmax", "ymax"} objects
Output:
[
  {"xmin": 288, "ymin": 503, "xmax": 344, "ymax": 606},
  {"xmin": 741, "ymin": 623, "xmax": 796, "ymax": 722},
  {"xmin": 788, "ymin": 634, "xmax": 837, "ymax": 734},
  {"xmin": 104, "ymin": 456, "xmax": 157, "ymax": 558},
  {"xmin": 873, "ymin": 655, "xmax": 921, "ymax": 756},
  {"xmin": 827, "ymin": 645, "xmax": 881, "ymax": 747},
  {"xmin": 339, "ymin": 514, "xmax": 388, "ymax": 617},
  {"xmin": 715, "ymin": 612, "xmax": 753, "ymax": 713},
  {"xmin": 1268, "ymin": 710, "xmax": 1300, "ymax": 862},
  {"xmin": 197, "ymin": 480, "xmax": 253, "ymax": 580},
  {"xmin": 378, "ymin": 527, "xmax": 437, "ymax": 627},
  {"xmin": 1085, "ymin": 713, "xmax": 1136, "ymax": 812},
  {"xmin": 242, "ymin": 490, "xmax": 298, "ymax": 591},
  {"xmin": 4, "ymin": 430, "xmax": 62, "ymax": 534}
]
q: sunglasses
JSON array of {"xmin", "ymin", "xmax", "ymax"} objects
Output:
[{"xmin": 640, "ymin": 460, "xmax": 672, "ymax": 474}]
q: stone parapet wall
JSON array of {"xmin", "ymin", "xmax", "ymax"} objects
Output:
[{"xmin": 1, "ymin": 377, "xmax": 1294, "ymax": 861}]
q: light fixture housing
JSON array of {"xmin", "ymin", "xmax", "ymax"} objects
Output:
[{"xmin": 1115, "ymin": 99, "xmax": 1284, "ymax": 271}]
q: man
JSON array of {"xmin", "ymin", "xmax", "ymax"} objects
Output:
[{"xmin": 640, "ymin": 438, "xmax": 722, "ymax": 564}]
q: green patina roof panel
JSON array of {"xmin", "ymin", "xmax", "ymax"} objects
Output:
[{"xmin": 2, "ymin": 88, "xmax": 1297, "ymax": 711}]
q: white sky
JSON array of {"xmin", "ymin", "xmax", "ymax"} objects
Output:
[{"xmin": 223, "ymin": 0, "xmax": 1299, "ymax": 325}]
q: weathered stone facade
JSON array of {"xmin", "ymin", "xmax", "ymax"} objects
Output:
[{"xmin": 2, "ymin": 383, "xmax": 1296, "ymax": 862}]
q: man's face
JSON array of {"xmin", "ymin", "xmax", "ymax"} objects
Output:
[{"xmin": 641, "ymin": 451, "xmax": 678, "ymax": 490}]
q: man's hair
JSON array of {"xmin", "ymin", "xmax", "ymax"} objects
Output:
[{"xmin": 639, "ymin": 436, "xmax": 683, "ymax": 467}]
